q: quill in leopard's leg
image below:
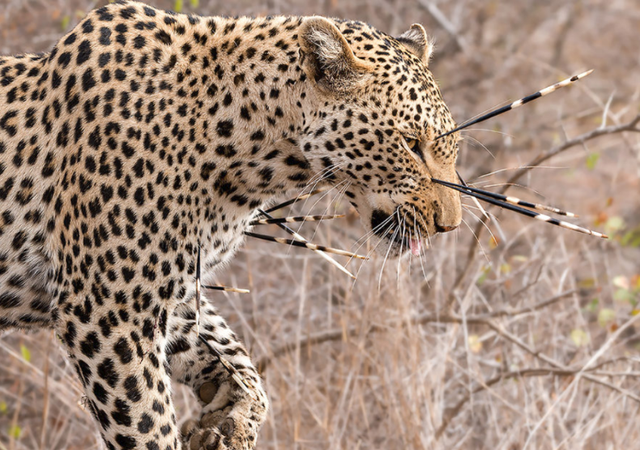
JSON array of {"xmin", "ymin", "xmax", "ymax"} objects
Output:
[{"xmin": 172, "ymin": 290, "xmax": 266, "ymax": 449}]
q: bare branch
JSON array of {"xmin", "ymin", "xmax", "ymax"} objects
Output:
[
  {"xmin": 416, "ymin": 0, "xmax": 470, "ymax": 54},
  {"xmin": 435, "ymin": 365, "xmax": 640, "ymax": 439},
  {"xmin": 501, "ymin": 114, "xmax": 640, "ymax": 192},
  {"xmin": 257, "ymin": 290, "xmax": 577, "ymax": 369},
  {"xmin": 257, "ymin": 287, "xmax": 640, "ymax": 442},
  {"xmin": 436, "ymin": 313, "xmax": 640, "ymax": 439}
]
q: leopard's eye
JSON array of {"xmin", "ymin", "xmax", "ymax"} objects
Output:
[{"xmin": 404, "ymin": 138, "xmax": 423, "ymax": 159}]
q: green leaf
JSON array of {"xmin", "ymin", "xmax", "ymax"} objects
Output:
[
  {"xmin": 20, "ymin": 344, "xmax": 31, "ymax": 363},
  {"xmin": 614, "ymin": 288, "xmax": 636, "ymax": 305},
  {"xmin": 174, "ymin": 0, "xmax": 184, "ymax": 12},
  {"xmin": 604, "ymin": 216, "xmax": 625, "ymax": 235},
  {"xmin": 570, "ymin": 329, "xmax": 589, "ymax": 347},
  {"xmin": 598, "ymin": 308, "xmax": 616, "ymax": 328},
  {"xmin": 586, "ymin": 152, "xmax": 600, "ymax": 170},
  {"xmin": 634, "ymin": 276, "xmax": 640, "ymax": 291},
  {"xmin": 0, "ymin": 401, "xmax": 7, "ymax": 414},
  {"xmin": 9, "ymin": 425, "xmax": 21, "ymax": 439},
  {"xmin": 476, "ymin": 266, "xmax": 491, "ymax": 285},
  {"xmin": 621, "ymin": 228, "xmax": 640, "ymax": 248},
  {"xmin": 61, "ymin": 15, "xmax": 71, "ymax": 31},
  {"xmin": 578, "ymin": 278, "xmax": 596, "ymax": 289},
  {"xmin": 586, "ymin": 298, "xmax": 599, "ymax": 313},
  {"xmin": 190, "ymin": 0, "xmax": 199, "ymax": 7}
]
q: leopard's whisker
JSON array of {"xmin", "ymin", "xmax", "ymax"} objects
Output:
[
  {"xmin": 244, "ymin": 231, "xmax": 369, "ymax": 259},
  {"xmin": 263, "ymin": 189, "xmax": 328, "ymax": 214},
  {"xmin": 412, "ymin": 211, "xmax": 430, "ymax": 283},
  {"xmin": 431, "ymin": 178, "xmax": 607, "ymax": 238},
  {"xmin": 250, "ymin": 214, "xmax": 345, "ymax": 225},
  {"xmin": 352, "ymin": 219, "xmax": 395, "ymax": 284},
  {"xmin": 195, "ymin": 244, "xmax": 202, "ymax": 337},
  {"xmin": 378, "ymin": 210, "xmax": 402, "ymax": 291},
  {"xmin": 397, "ymin": 212, "xmax": 408, "ymax": 284},
  {"xmin": 265, "ymin": 165, "xmax": 342, "ymax": 225},
  {"xmin": 413, "ymin": 209, "xmax": 432, "ymax": 249},
  {"xmin": 357, "ymin": 217, "xmax": 396, "ymax": 264},
  {"xmin": 457, "ymin": 171, "xmax": 489, "ymax": 220},
  {"xmin": 473, "ymin": 182, "xmax": 544, "ymax": 198},
  {"xmin": 473, "ymin": 181, "xmax": 569, "ymax": 213},
  {"xmin": 461, "ymin": 204, "xmax": 498, "ymax": 246},
  {"xmin": 415, "ymin": 223, "xmax": 429, "ymax": 267},
  {"xmin": 289, "ymin": 163, "xmax": 346, "ymax": 216},
  {"xmin": 462, "ymin": 203, "xmax": 486, "ymax": 212},
  {"xmin": 202, "ymin": 285, "xmax": 251, "ymax": 294},
  {"xmin": 459, "ymin": 128, "xmax": 515, "ymax": 138},
  {"xmin": 349, "ymin": 215, "xmax": 396, "ymax": 276},
  {"xmin": 460, "ymin": 134, "xmax": 496, "ymax": 159},
  {"xmin": 435, "ymin": 177, "xmax": 577, "ymax": 217},
  {"xmin": 297, "ymin": 179, "xmax": 351, "ymax": 243},
  {"xmin": 293, "ymin": 178, "xmax": 349, "ymax": 231},
  {"xmin": 460, "ymin": 216, "xmax": 490, "ymax": 263},
  {"xmin": 477, "ymin": 165, "xmax": 568, "ymax": 179},
  {"xmin": 397, "ymin": 213, "xmax": 405, "ymax": 280},
  {"xmin": 461, "ymin": 202, "xmax": 474, "ymax": 209},
  {"xmin": 296, "ymin": 179, "xmax": 354, "ymax": 265},
  {"xmin": 257, "ymin": 209, "xmax": 356, "ymax": 278},
  {"xmin": 350, "ymin": 211, "xmax": 395, "ymax": 256},
  {"xmin": 436, "ymin": 70, "xmax": 593, "ymax": 139},
  {"xmin": 301, "ymin": 162, "xmax": 345, "ymax": 192}
]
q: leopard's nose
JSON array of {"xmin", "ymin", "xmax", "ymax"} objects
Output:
[
  {"xmin": 434, "ymin": 213, "xmax": 460, "ymax": 233},
  {"xmin": 435, "ymin": 223, "xmax": 458, "ymax": 233}
]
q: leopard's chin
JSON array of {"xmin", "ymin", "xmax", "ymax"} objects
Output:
[{"xmin": 368, "ymin": 209, "xmax": 428, "ymax": 258}]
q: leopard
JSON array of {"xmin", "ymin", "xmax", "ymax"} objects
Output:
[{"xmin": 0, "ymin": 1, "xmax": 462, "ymax": 449}]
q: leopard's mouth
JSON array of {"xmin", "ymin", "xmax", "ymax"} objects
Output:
[{"xmin": 370, "ymin": 209, "xmax": 426, "ymax": 256}]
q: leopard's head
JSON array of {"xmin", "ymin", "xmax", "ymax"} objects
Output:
[{"xmin": 298, "ymin": 17, "xmax": 461, "ymax": 257}]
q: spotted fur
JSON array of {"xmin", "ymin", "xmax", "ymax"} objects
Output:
[{"xmin": 0, "ymin": 1, "xmax": 461, "ymax": 449}]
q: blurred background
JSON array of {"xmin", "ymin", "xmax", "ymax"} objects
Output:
[{"xmin": 1, "ymin": 0, "xmax": 639, "ymax": 449}]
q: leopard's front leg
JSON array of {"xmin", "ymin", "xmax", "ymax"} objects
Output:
[
  {"xmin": 56, "ymin": 291, "xmax": 183, "ymax": 450},
  {"xmin": 168, "ymin": 297, "xmax": 268, "ymax": 450}
]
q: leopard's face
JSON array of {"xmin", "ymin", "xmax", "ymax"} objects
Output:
[{"xmin": 299, "ymin": 19, "xmax": 462, "ymax": 257}]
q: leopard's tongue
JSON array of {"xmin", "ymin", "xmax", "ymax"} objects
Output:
[{"xmin": 410, "ymin": 238, "xmax": 422, "ymax": 256}]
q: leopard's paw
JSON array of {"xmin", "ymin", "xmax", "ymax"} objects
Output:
[{"xmin": 181, "ymin": 380, "xmax": 266, "ymax": 450}]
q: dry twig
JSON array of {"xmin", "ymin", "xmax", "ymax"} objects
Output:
[{"xmin": 258, "ymin": 289, "xmax": 577, "ymax": 369}]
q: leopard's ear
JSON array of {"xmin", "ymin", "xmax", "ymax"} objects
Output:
[
  {"xmin": 396, "ymin": 24, "xmax": 434, "ymax": 66},
  {"xmin": 299, "ymin": 17, "xmax": 374, "ymax": 93}
]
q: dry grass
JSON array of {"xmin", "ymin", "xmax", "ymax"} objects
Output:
[{"xmin": 1, "ymin": 0, "xmax": 640, "ymax": 449}]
